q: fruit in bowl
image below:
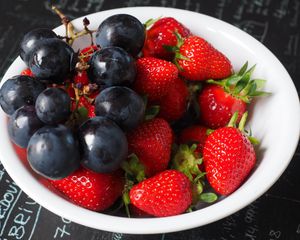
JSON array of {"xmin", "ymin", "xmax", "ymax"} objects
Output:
[{"xmin": 0, "ymin": 7, "xmax": 299, "ymax": 234}]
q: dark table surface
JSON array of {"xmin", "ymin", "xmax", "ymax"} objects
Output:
[{"xmin": 0, "ymin": 0, "xmax": 300, "ymax": 239}]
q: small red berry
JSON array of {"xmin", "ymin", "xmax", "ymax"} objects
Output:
[
  {"xmin": 74, "ymin": 71, "xmax": 89, "ymax": 86},
  {"xmin": 21, "ymin": 68, "xmax": 34, "ymax": 77}
]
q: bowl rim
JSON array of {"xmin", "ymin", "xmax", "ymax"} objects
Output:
[{"xmin": 0, "ymin": 6, "xmax": 299, "ymax": 234}]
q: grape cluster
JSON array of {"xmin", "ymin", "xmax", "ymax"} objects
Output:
[{"xmin": 0, "ymin": 14, "xmax": 146, "ymax": 180}]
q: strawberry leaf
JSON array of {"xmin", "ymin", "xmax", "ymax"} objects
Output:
[
  {"xmin": 144, "ymin": 16, "xmax": 161, "ymax": 29},
  {"xmin": 175, "ymin": 52, "xmax": 190, "ymax": 61},
  {"xmin": 238, "ymin": 61, "xmax": 248, "ymax": 76},
  {"xmin": 243, "ymin": 64, "xmax": 256, "ymax": 81},
  {"xmin": 206, "ymin": 129, "xmax": 214, "ymax": 135},
  {"xmin": 173, "ymin": 29, "xmax": 184, "ymax": 46},
  {"xmin": 77, "ymin": 106, "xmax": 88, "ymax": 118},
  {"xmin": 234, "ymin": 64, "xmax": 256, "ymax": 94},
  {"xmin": 190, "ymin": 143, "xmax": 198, "ymax": 152},
  {"xmin": 195, "ymin": 181, "xmax": 203, "ymax": 194},
  {"xmin": 206, "ymin": 79, "xmax": 224, "ymax": 86},
  {"xmin": 163, "ymin": 45, "xmax": 179, "ymax": 52},
  {"xmin": 199, "ymin": 193, "xmax": 218, "ymax": 203},
  {"xmin": 253, "ymin": 79, "xmax": 267, "ymax": 90},
  {"xmin": 225, "ymin": 74, "xmax": 242, "ymax": 88},
  {"xmin": 234, "ymin": 76, "xmax": 250, "ymax": 94},
  {"xmin": 248, "ymin": 136, "xmax": 260, "ymax": 145},
  {"xmin": 145, "ymin": 105, "xmax": 160, "ymax": 120},
  {"xmin": 193, "ymin": 172, "xmax": 206, "ymax": 183},
  {"xmin": 243, "ymin": 81, "xmax": 257, "ymax": 96},
  {"xmin": 248, "ymin": 91, "xmax": 272, "ymax": 97}
]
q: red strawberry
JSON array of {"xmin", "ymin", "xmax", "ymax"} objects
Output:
[
  {"xmin": 156, "ymin": 77, "xmax": 189, "ymax": 122},
  {"xmin": 87, "ymin": 105, "xmax": 96, "ymax": 118},
  {"xmin": 21, "ymin": 68, "xmax": 34, "ymax": 77},
  {"xmin": 198, "ymin": 84, "xmax": 246, "ymax": 129},
  {"xmin": 174, "ymin": 35, "xmax": 232, "ymax": 81},
  {"xmin": 198, "ymin": 62, "xmax": 269, "ymax": 129},
  {"xmin": 12, "ymin": 143, "xmax": 27, "ymax": 164},
  {"xmin": 143, "ymin": 17, "xmax": 191, "ymax": 60},
  {"xmin": 88, "ymin": 90, "xmax": 100, "ymax": 99},
  {"xmin": 74, "ymin": 71, "xmax": 89, "ymax": 86},
  {"xmin": 129, "ymin": 170, "xmax": 192, "ymax": 217},
  {"xmin": 178, "ymin": 125, "xmax": 208, "ymax": 154},
  {"xmin": 203, "ymin": 120, "xmax": 256, "ymax": 195},
  {"xmin": 78, "ymin": 96, "xmax": 91, "ymax": 108},
  {"xmin": 71, "ymin": 96, "xmax": 88, "ymax": 111},
  {"xmin": 50, "ymin": 168, "xmax": 124, "ymax": 211},
  {"xmin": 79, "ymin": 45, "xmax": 99, "ymax": 63},
  {"xmin": 66, "ymin": 84, "xmax": 75, "ymax": 99},
  {"xmin": 130, "ymin": 205, "xmax": 152, "ymax": 218},
  {"xmin": 134, "ymin": 57, "xmax": 178, "ymax": 101},
  {"xmin": 127, "ymin": 118, "xmax": 173, "ymax": 177}
]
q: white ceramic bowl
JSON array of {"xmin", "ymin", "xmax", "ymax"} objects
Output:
[{"xmin": 0, "ymin": 7, "xmax": 299, "ymax": 234}]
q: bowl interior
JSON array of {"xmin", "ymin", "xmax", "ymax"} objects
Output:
[{"xmin": 0, "ymin": 7, "xmax": 299, "ymax": 234}]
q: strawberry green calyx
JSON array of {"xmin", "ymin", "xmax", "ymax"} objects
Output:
[
  {"xmin": 122, "ymin": 154, "xmax": 146, "ymax": 183},
  {"xmin": 206, "ymin": 129, "xmax": 214, "ymax": 135},
  {"xmin": 163, "ymin": 30, "xmax": 189, "ymax": 70},
  {"xmin": 122, "ymin": 176, "xmax": 134, "ymax": 218},
  {"xmin": 65, "ymin": 106, "xmax": 89, "ymax": 130},
  {"xmin": 172, "ymin": 144, "xmax": 218, "ymax": 205},
  {"xmin": 145, "ymin": 105, "xmax": 160, "ymax": 120},
  {"xmin": 173, "ymin": 144, "xmax": 203, "ymax": 181},
  {"xmin": 121, "ymin": 154, "xmax": 147, "ymax": 218},
  {"xmin": 144, "ymin": 16, "xmax": 161, "ymax": 29},
  {"xmin": 207, "ymin": 62, "xmax": 271, "ymax": 103},
  {"xmin": 199, "ymin": 192, "xmax": 218, "ymax": 203},
  {"xmin": 142, "ymin": 95, "xmax": 160, "ymax": 121},
  {"xmin": 228, "ymin": 111, "xmax": 260, "ymax": 145}
]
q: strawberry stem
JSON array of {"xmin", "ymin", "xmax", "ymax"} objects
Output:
[
  {"xmin": 122, "ymin": 190, "xmax": 131, "ymax": 218},
  {"xmin": 227, "ymin": 111, "xmax": 239, "ymax": 127},
  {"xmin": 238, "ymin": 111, "xmax": 248, "ymax": 131}
]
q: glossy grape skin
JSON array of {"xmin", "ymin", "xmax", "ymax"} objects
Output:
[
  {"xmin": 87, "ymin": 47, "xmax": 136, "ymax": 87},
  {"xmin": 20, "ymin": 28, "xmax": 58, "ymax": 65},
  {"xmin": 28, "ymin": 39, "xmax": 77, "ymax": 83},
  {"xmin": 8, "ymin": 106, "xmax": 44, "ymax": 148},
  {"xmin": 35, "ymin": 88, "xmax": 71, "ymax": 125},
  {"xmin": 95, "ymin": 14, "xmax": 145, "ymax": 57},
  {"xmin": 0, "ymin": 75, "xmax": 46, "ymax": 115},
  {"xmin": 27, "ymin": 125, "xmax": 80, "ymax": 180},
  {"xmin": 95, "ymin": 87, "xmax": 145, "ymax": 131},
  {"xmin": 78, "ymin": 117, "xmax": 128, "ymax": 173}
]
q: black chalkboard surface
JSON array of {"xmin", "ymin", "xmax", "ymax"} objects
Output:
[{"xmin": 0, "ymin": 0, "xmax": 300, "ymax": 239}]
